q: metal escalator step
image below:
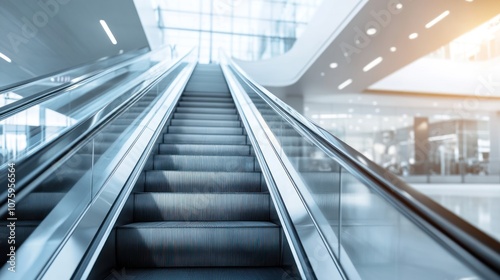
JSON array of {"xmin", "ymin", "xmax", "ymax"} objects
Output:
[
  {"xmin": 104, "ymin": 267, "xmax": 296, "ymax": 280},
  {"xmin": 178, "ymin": 101, "xmax": 235, "ymax": 108},
  {"xmin": 181, "ymin": 96, "xmax": 233, "ymax": 103},
  {"xmin": 174, "ymin": 113, "xmax": 239, "ymax": 120},
  {"xmin": 116, "ymin": 221, "xmax": 280, "ymax": 267},
  {"xmin": 144, "ymin": 171, "xmax": 263, "ymax": 192},
  {"xmin": 159, "ymin": 144, "xmax": 250, "ymax": 156},
  {"xmin": 170, "ymin": 118, "xmax": 240, "ymax": 127},
  {"xmin": 134, "ymin": 193, "xmax": 270, "ymax": 221},
  {"xmin": 167, "ymin": 126, "xmax": 243, "ymax": 135},
  {"xmin": 163, "ymin": 134, "xmax": 246, "ymax": 145},
  {"xmin": 183, "ymin": 91, "xmax": 231, "ymax": 97},
  {"xmin": 185, "ymin": 84, "xmax": 229, "ymax": 93},
  {"xmin": 13, "ymin": 192, "xmax": 65, "ymax": 220},
  {"xmin": 153, "ymin": 155, "xmax": 257, "ymax": 172},
  {"xmin": 175, "ymin": 107, "xmax": 237, "ymax": 115}
]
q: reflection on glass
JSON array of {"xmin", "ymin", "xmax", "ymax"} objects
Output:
[
  {"xmin": 238, "ymin": 74, "xmax": 485, "ymax": 279},
  {"xmin": 339, "ymin": 171, "xmax": 479, "ymax": 280},
  {"xmin": 0, "ymin": 54, "xmax": 160, "ymax": 165},
  {"xmin": 305, "ymin": 100, "xmax": 497, "ymax": 183},
  {"xmin": 0, "ymin": 60, "xmax": 187, "ymax": 273}
]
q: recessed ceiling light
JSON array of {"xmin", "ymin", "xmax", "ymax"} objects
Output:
[
  {"xmin": 366, "ymin": 28, "xmax": 377, "ymax": 35},
  {"xmin": 100, "ymin": 20, "xmax": 117, "ymax": 45},
  {"xmin": 465, "ymin": 0, "xmax": 474, "ymax": 2},
  {"xmin": 338, "ymin": 79, "xmax": 353, "ymax": 90},
  {"xmin": 329, "ymin": 62, "xmax": 338, "ymax": 69},
  {"xmin": 320, "ymin": 72, "xmax": 325, "ymax": 76},
  {"xmin": 425, "ymin": 10, "xmax": 450, "ymax": 29},
  {"xmin": 396, "ymin": 3, "xmax": 403, "ymax": 9},
  {"xmin": 390, "ymin": 47, "xmax": 397, "ymax": 52},
  {"xmin": 363, "ymin": 57, "xmax": 383, "ymax": 72},
  {"xmin": 409, "ymin": 33, "xmax": 419, "ymax": 40},
  {"xmin": 0, "ymin": 52, "xmax": 12, "ymax": 63}
]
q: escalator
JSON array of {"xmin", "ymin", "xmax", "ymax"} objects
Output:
[
  {"xmin": 0, "ymin": 49, "xmax": 197, "ymax": 280},
  {"xmin": 2, "ymin": 52, "xmax": 499, "ymax": 279},
  {"xmin": 105, "ymin": 64, "xmax": 298, "ymax": 279}
]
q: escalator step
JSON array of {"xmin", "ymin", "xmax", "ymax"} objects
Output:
[
  {"xmin": 183, "ymin": 91, "xmax": 231, "ymax": 97},
  {"xmin": 134, "ymin": 193, "xmax": 270, "ymax": 221},
  {"xmin": 104, "ymin": 267, "xmax": 296, "ymax": 280},
  {"xmin": 174, "ymin": 113, "xmax": 239, "ymax": 120},
  {"xmin": 144, "ymin": 171, "xmax": 263, "ymax": 192},
  {"xmin": 153, "ymin": 155, "xmax": 258, "ymax": 172},
  {"xmin": 116, "ymin": 221, "xmax": 280, "ymax": 267},
  {"xmin": 167, "ymin": 126, "xmax": 243, "ymax": 135},
  {"xmin": 12, "ymin": 192, "xmax": 65, "ymax": 220},
  {"xmin": 181, "ymin": 96, "xmax": 233, "ymax": 103},
  {"xmin": 185, "ymin": 83, "xmax": 229, "ymax": 93},
  {"xmin": 178, "ymin": 101, "xmax": 235, "ymax": 108},
  {"xmin": 164, "ymin": 134, "xmax": 246, "ymax": 145},
  {"xmin": 175, "ymin": 107, "xmax": 237, "ymax": 115},
  {"xmin": 170, "ymin": 118, "xmax": 240, "ymax": 127},
  {"xmin": 159, "ymin": 144, "xmax": 250, "ymax": 156}
]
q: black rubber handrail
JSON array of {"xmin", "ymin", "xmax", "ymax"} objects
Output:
[{"xmin": 225, "ymin": 54, "xmax": 500, "ymax": 279}]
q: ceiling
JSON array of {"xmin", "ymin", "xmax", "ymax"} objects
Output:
[
  {"xmin": 0, "ymin": 0, "xmax": 149, "ymax": 88},
  {"xmin": 245, "ymin": 0, "xmax": 500, "ymax": 98}
]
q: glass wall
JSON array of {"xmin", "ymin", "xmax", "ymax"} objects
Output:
[
  {"xmin": 155, "ymin": 0, "xmax": 323, "ymax": 63},
  {"xmin": 305, "ymin": 96, "xmax": 498, "ymax": 183}
]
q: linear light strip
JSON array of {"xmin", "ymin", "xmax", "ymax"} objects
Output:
[
  {"xmin": 363, "ymin": 57, "xmax": 383, "ymax": 72},
  {"xmin": 0, "ymin": 52, "xmax": 12, "ymax": 63},
  {"xmin": 338, "ymin": 79, "xmax": 352, "ymax": 90},
  {"xmin": 100, "ymin": 20, "xmax": 117, "ymax": 45},
  {"xmin": 425, "ymin": 10, "xmax": 450, "ymax": 29}
]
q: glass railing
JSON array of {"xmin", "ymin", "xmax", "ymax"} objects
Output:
[
  {"xmin": 222, "ymin": 53, "xmax": 500, "ymax": 280},
  {"xmin": 0, "ymin": 47, "xmax": 148, "ymax": 102},
  {"xmin": 0, "ymin": 48, "xmax": 171, "ymax": 166},
  {"xmin": 0, "ymin": 49, "xmax": 196, "ymax": 280}
]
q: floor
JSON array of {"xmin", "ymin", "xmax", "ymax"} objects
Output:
[{"xmin": 411, "ymin": 184, "xmax": 500, "ymax": 241}]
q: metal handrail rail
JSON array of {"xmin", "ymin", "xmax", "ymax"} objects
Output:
[
  {"xmin": 0, "ymin": 48, "xmax": 149, "ymax": 120},
  {"xmin": 222, "ymin": 52, "xmax": 500, "ymax": 279},
  {"xmin": 0, "ymin": 49, "xmax": 194, "ymax": 213}
]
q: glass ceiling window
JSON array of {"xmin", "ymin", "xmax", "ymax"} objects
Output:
[
  {"xmin": 154, "ymin": 0, "xmax": 323, "ymax": 63},
  {"xmin": 427, "ymin": 14, "xmax": 500, "ymax": 62}
]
